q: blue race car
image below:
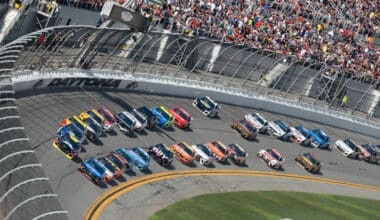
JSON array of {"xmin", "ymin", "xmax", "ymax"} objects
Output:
[
  {"xmin": 57, "ymin": 123, "xmax": 85, "ymax": 144},
  {"xmin": 131, "ymin": 147, "xmax": 150, "ymax": 164},
  {"xmin": 78, "ymin": 157, "xmax": 113, "ymax": 184},
  {"xmin": 53, "ymin": 129, "xmax": 81, "ymax": 159},
  {"xmin": 137, "ymin": 106, "xmax": 157, "ymax": 128},
  {"xmin": 192, "ymin": 96, "xmax": 220, "ymax": 117},
  {"xmin": 150, "ymin": 106, "xmax": 173, "ymax": 128},
  {"xmin": 114, "ymin": 147, "xmax": 150, "ymax": 170},
  {"xmin": 309, "ymin": 129, "xmax": 331, "ymax": 149}
]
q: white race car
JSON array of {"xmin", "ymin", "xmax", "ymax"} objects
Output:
[
  {"xmin": 192, "ymin": 96, "xmax": 220, "ymax": 117},
  {"xmin": 288, "ymin": 127, "xmax": 309, "ymax": 145},
  {"xmin": 334, "ymin": 139, "xmax": 371, "ymax": 160},
  {"xmin": 267, "ymin": 120, "xmax": 291, "ymax": 140},
  {"xmin": 130, "ymin": 109, "xmax": 148, "ymax": 131},
  {"xmin": 244, "ymin": 113, "xmax": 268, "ymax": 133},
  {"xmin": 192, "ymin": 144, "xmax": 215, "ymax": 166},
  {"xmin": 115, "ymin": 111, "xmax": 138, "ymax": 133},
  {"xmin": 257, "ymin": 148, "xmax": 285, "ymax": 169}
]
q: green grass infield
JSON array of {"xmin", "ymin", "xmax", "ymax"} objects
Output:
[{"xmin": 150, "ymin": 191, "xmax": 380, "ymax": 220}]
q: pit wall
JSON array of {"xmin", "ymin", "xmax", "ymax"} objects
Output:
[{"xmin": 12, "ymin": 69, "xmax": 380, "ymax": 138}]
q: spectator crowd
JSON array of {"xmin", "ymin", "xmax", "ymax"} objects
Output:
[{"xmin": 133, "ymin": 0, "xmax": 379, "ymax": 83}]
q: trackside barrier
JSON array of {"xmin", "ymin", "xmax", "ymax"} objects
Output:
[{"xmin": 12, "ymin": 69, "xmax": 380, "ymax": 138}]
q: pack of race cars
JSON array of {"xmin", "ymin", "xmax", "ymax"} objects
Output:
[{"xmin": 52, "ymin": 96, "xmax": 379, "ymax": 185}]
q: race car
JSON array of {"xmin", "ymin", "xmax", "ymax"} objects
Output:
[
  {"xmin": 192, "ymin": 143, "xmax": 215, "ymax": 166},
  {"xmin": 59, "ymin": 116, "xmax": 87, "ymax": 142},
  {"xmin": 244, "ymin": 113, "xmax": 268, "ymax": 133},
  {"xmin": 115, "ymin": 111, "xmax": 137, "ymax": 133},
  {"xmin": 231, "ymin": 119, "xmax": 258, "ymax": 140},
  {"xmin": 362, "ymin": 144, "xmax": 380, "ymax": 164},
  {"xmin": 227, "ymin": 144, "xmax": 247, "ymax": 165},
  {"xmin": 267, "ymin": 120, "xmax": 291, "ymax": 140},
  {"xmin": 295, "ymin": 152, "xmax": 322, "ymax": 173},
  {"xmin": 170, "ymin": 142, "xmax": 195, "ymax": 165},
  {"xmin": 206, "ymin": 141, "xmax": 229, "ymax": 162},
  {"xmin": 148, "ymin": 143, "xmax": 174, "ymax": 167},
  {"xmin": 105, "ymin": 152, "xmax": 130, "ymax": 170},
  {"xmin": 78, "ymin": 112, "xmax": 103, "ymax": 140},
  {"xmin": 168, "ymin": 107, "xmax": 192, "ymax": 128},
  {"xmin": 78, "ymin": 157, "xmax": 113, "ymax": 184},
  {"xmin": 334, "ymin": 139, "xmax": 371, "ymax": 161},
  {"xmin": 87, "ymin": 109, "xmax": 105, "ymax": 130},
  {"xmin": 151, "ymin": 106, "xmax": 174, "ymax": 128},
  {"xmin": 131, "ymin": 147, "xmax": 150, "ymax": 164},
  {"xmin": 52, "ymin": 130, "xmax": 81, "ymax": 159},
  {"xmin": 288, "ymin": 126, "xmax": 311, "ymax": 145},
  {"xmin": 97, "ymin": 156, "xmax": 122, "ymax": 179},
  {"xmin": 192, "ymin": 96, "xmax": 220, "ymax": 117},
  {"xmin": 137, "ymin": 106, "xmax": 157, "ymax": 128},
  {"xmin": 129, "ymin": 109, "xmax": 148, "ymax": 131},
  {"xmin": 114, "ymin": 147, "xmax": 150, "ymax": 170},
  {"xmin": 57, "ymin": 123, "xmax": 85, "ymax": 144},
  {"xmin": 97, "ymin": 106, "xmax": 117, "ymax": 131},
  {"xmin": 309, "ymin": 129, "xmax": 330, "ymax": 149},
  {"xmin": 257, "ymin": 148, "xmax": 284, "ymax": 169}
]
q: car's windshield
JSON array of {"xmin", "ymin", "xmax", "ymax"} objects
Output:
[
  {"xmin": 296, "ymin": 127, "xmax": 308, "ymax": 137},
  {"xmin": 157, "ymin": 144, "xmax": 173, "ymax": 158},
  {"xmin": 212, "ymin": 142, "xmax": 227, "ymax": 153},
  {"xmin": 343, "ymin": 139, "xmax": 358, "ymax": 150},
  {"xmin": 198, "ymin": 144, "xmax": 213, "ymax": 157},
  {"xmin": 91, "ymin": 159, "xmax": 105, "ymax": 172},
  {"xmin": 98, "ymin": 157, "xmax": 116, "ymax": 172},
  {"xmin": 200, "ymin": 97, "xmax": 216, "ymax": 110},
  {"xmin": 87, "ymin": 111, "xmax": 102, "ymax": 125},
  {"xmin": 178, "ymin": 143, "xmax": 193, "ymax": 156},
  {"xmin": 119, "ymin": 113, "xmax": 134, "ymax": 126},
  {"xmin": 267, "ymin": 149, "xmax": 280, "ymax": 160},
  {"xmin": 156, "ymin": 108, "xmax": 171, "ymax": 120},
  {"xmin": 132, "ymin": 110, "xmax": 146, "ymax": 123},
  {"xmin": 108, "ymin": 154, "xmax": 123, "ymax": 168},
  {"xmin": 174, "ymin": 108, "xmax": 190, "ymax": 121},
  {"xmin": 133, "ymin": 148, "xmax": 149, "ymax": 161},
  {"xmin": 252, "ymin": 114, "xmax": 265, "ymax": 125},
  {"xmin": 70, "ymin": 120, "xmax": 85, "ymax": 133},
  {"xmin": 275, "ymin": 120, "xmax": 289, "ymax": 132},
  {"xmin": 315, "ymin": 130, "xmax": 328, "ymax": 141},
  {"xmin": 240, "ymin": 120, "xmax": 256, "ymax": 132},
  {"xmin": 231, "ymin": 144, "xmax": 246, "ymax": 157},
  {"xmin": 304, "ymin": 153, "xmax": 319, "ymax": 165}
]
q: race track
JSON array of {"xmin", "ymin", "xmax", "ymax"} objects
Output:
[{"xmin": 14, "ymin": 89, "xmax": 380, "ymax": 220}]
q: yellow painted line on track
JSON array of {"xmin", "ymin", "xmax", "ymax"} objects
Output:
[{"xmin": 83, "ymin": 169, "xmax": 380, "ymax": 220}]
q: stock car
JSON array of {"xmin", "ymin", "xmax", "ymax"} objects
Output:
[
  {"xmin": 87, "ymin": 109, "xmax": 105, "ymax": 130},
  {"xmin": 151, "ymin": 106, "xmax": 174, "ymax": 128},
  {"xmin": 227, "ymin": 144, "xmax": 247, "ymax": 165},
  {"xmin": 362, "ymin": 144, "xmax": 380, "ymax": 164},
  {"xmin": 52, "ymin": 131, "xmax": 81, "ymax": 159},
  {"xmin": 206, "ymin": 141, "xmax": 229, "ymax": 162},
  {"xmin": 137, "ymin": 106, "xmax": 157, "ymax": 128},
  {"xmin": 115, "ymin": 111, "xmax": 137, "ymax": 133},
  {"xmin": 79, "ymin": 157, "xmax": 113, "ymax": 184},
  {"xmin": 288, "ymin": 126, "xmax": 311, "ymax": 145},
  {"xmin": 267, "ymin": 120, "xmax": 291, "ymax": 140},
  {"xmin": 129, "ymin": 109, "xmax": 148, "ymax": 131},
  {"xmin": 171, "ymin": 142, "xmax": 195, "ymax": 165},
  {"xmin": 105, "ymin": 152, "xmax": 130, "ymax": 170},
  {"xmin": 295, "ymin": 152, "xmax": 322, "ymax": 173},
  {"xmin": 192, "ymin": 96, "xmax": 220, "ymax": 117},
  {"xmin": 78, "ymin": 112, "xmax": 103, "ymax": 140},
  {"xmin": 97, "ymin": 106, "xmax": 117, "ymax": 131},
  {"xmin": 231, "ymin": 119, "xmax": 258, "ymax": 140},
  {"xmin": 97, "ymin": 156, "xmax": 122, "ymax": 179},
  {"xmin": 131, "ymin": 147, "xmax": 150, "ymax": 164},
  {"xmin": 57, "ymin": 123, "xmax": 85, "ymax": 144},
  {"xmin": 309, "ymin": 129, "xmax": 331, "ymax": 149},
  {"xmin": 168, "ymin": 107, "xmax": 192, "ymax": 128},
  {"xmin": 114, "ymin": 147, "xmax": 150, "ymax": 170},
  {"xmin": 257, "ymin": 148, "xmax": 284, "ymax": 169},
  {"xmin": 148, "ymin": 143, "xmax": 174, "ymax": 167},
  {"xmin": 192, "ymin": 143, "xmax": 215, "ymax": 166},
  {"xmin": 334, "ymin": 139, "xmax": 371, "ymax": 161},
  {"xmin": 59, "ymin": 116, "xmax": 87, "ymax": 142},
  {"xmin": 244, "ymin": 113, "xmax": 268, "ymax": 133}
]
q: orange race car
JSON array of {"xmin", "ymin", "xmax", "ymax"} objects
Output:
[
  {"xmin": 206, "ymin": 141, "xmax": 229, "ymax": 162},
  {"xmin": 170, "ymin": 142, "xmax": 195, "ymax": 165}
]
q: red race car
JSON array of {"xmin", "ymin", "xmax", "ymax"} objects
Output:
[{"xmin": 168, "ymin": 107, "xmax": 192, "ymax": 128}]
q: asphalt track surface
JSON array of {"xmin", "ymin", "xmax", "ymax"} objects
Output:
[{"xmin": 14, "ymin": 89, "xmax": 380, "ymax": 220}]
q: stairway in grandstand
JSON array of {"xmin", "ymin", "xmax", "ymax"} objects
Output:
[
  {"xmin": 259, "ymin": 62, "xmax": 290, "ymax": 87},
  {"xmin": 0, "ymin": 7, "xmax": 20, "ymax": 44}
]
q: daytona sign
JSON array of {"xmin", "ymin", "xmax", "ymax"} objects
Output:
[{"xmin": 31, "ymin": 78, "xmax": 138, "ymax": 89}]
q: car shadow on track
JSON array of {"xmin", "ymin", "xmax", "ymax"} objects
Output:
[
  {"xmin": 205, "ymin": 163, "xmax": 216, "ymax": 168},
  {"xmin": 125, "ymin": 169, "xmax": 137, "ymax": 176},
  {"xmin": 108, "ymin": 179, "xmax": 119, "ymax": 187},
  {"xmin": 136, "ymin": 129, "xmax": 148, "ymax": 136},
  {"xmin": 218, "ymin": 160, "xmax": 231, "ymax": 166},
  {"xmin": 148, "ymin": 126, "xmax": 177, "ymax": 142},
  {"xmin": 124, "ymin": 132, "xmax": 138, "ymax": 138},
  {"xmin": 141, "ymin": 168, "xmax": 153, "ymax": 174},
  {"xmin": 181, "ymin": 127, "xmax": 193, "ymax": 132},
  {"xmin": 187, "ymin": 162, "xmax": 197, "ymax": 168},
  {"xmin": 106, "ymin": 129, "xmax": 118, "ymax": 136},
  {"xmin": 116, "ymin": 175, "xmax": 127, "ymax": 182},
  {"xmin": 72, "ymin": 156, "xmax": 83, "ymax": 164},
  {"xmin": 89, "ymin": 138, "xmax": 104, "ymax": 146},
  {"xmin": 235, "ymin": 163, "xmax": 249, "ymax": 168}
]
